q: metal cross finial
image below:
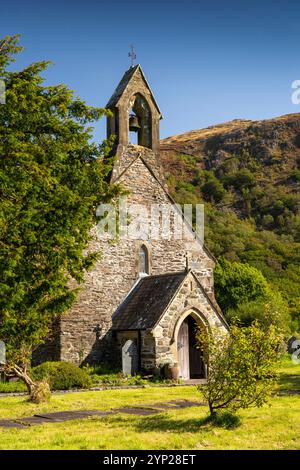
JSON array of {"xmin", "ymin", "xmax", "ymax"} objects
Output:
[{"xmin": 128, "ymin": 44, "xmax": 136, "ymax": 68}]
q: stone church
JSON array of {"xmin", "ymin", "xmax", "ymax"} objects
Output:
[{"xmin": 36, "ymin": 65, "xmax": 228, "ymax": 379}]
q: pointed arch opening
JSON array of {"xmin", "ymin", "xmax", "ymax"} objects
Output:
[
  {"xmin": 175, "ymin": 310, "xmax": 208, "ymax": 380},
  {"xmin": 128, "ymin": 93, "xmax": 152, "ymax": 149}
]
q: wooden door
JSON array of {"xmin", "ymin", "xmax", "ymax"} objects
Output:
[
  {"xmin": 188, "ymin": 316, "xmax": 205, "ymax": 378},
  {"xmin": 177, "ymin": 319, "xmax": 190, "ymax": 379}
]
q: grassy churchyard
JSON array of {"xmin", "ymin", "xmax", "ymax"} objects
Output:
[{"xmin": 0, "ymin": 357, "xmax": 299, "ymax": 450}]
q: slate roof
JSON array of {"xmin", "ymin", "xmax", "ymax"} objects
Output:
[
  {"xmin": 106, "ymin": 64, "xmax": 162, "ymax": 117},
  {"xmin": 112, "ymin": 272, "xmax": 187, "ymax": 331}
]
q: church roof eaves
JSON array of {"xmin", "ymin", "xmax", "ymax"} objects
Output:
[
  {"xmin": 112, "ymin": 271, "xmax": 187, "ymax": 331},
  {"xmin": 112, "ymin": 270, "xmax": 229, "ymax": 332}
]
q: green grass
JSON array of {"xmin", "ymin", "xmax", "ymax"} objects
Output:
[
  {"xmin": 277, "ymin": 354, "xmax": 300, "ymax": 392},
  {"xmin": 0, "ymin": 389, "xmax": 299, "ymax": 450},
  {"xmin": 0, "ymin": 357, "xmax": 299, "ymax": 450}
]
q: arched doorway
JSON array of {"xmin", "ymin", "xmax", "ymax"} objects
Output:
[{"xmin": 177, "ymin": 316, "xmax": 206, "ymax": 380}]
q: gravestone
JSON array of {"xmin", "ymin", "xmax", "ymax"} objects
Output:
[
  {"xmin": 0, "ymin": 341, "xmax": 5, "ymax": 365},
  {"xmin": 122, "ymin": 340, "xmax": 138, "ymax": 376},
  {"xmin": 287, "ymin": 336, "xmax": 300, "ymax": 354},
  {"xmin": 0, "ymin": 341, "xmax": 6, "ymax": 382}
]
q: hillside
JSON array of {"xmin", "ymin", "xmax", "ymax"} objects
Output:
[{"xmin": 160, "ymin": 113, "xmax": 300, "ymax": 327}]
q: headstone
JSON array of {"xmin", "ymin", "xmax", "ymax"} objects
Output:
[
  {"xmin": 287, "ymin": 336, "xmax": 300, "ymax": 354},
  {"xmin": 122, "ymin": 340, "xmax": 139, "ymax": 376},
  {"xmin": 0, "ymin": 341, "xmax": 5, "ymax": 365}
]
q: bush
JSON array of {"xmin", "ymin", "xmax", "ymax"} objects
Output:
[
  {"xmin": 197, "ymin": 323, "xmax": 281, "ymax": 417},
  {"xmin": 0, "ymin": 380, "xmax": 27, "ymax": 393},
  {"xmin": 32, "ymin": 361, "xmax": 92, "ymax": 390},
  {"xmin": 290, "ymin": 169, "xmax": 300, "ymax": 182}
]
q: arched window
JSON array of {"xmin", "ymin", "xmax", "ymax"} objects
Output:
[{"xmin": 139, "ymin": 244, "xmax": 149, "ymax": 275}]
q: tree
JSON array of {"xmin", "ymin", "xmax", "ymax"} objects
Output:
[
  {"xmin": 201, "ymin": 175, "xmax": 226, "ymax": 203},
  {"xmin": 0, "ymin": 36, "xmax": 118, "ymax": 401},
  {"xmin": 226, "ymin": 290, "xmax": 291, "ymax": 336},
  {"xmin": 197, "ymin": 323, "xmax": 280, "ymax": 417},
  {"xmin": 215, "ymin": 258, "xmax": 292, "ymax": 334},
  {"xmin": 223, "ymin": 169, "xmax": 255, "ymax": 192},
  {"xmin": 214, "ymin": 257, "xmax": 269, "ymax": 312}
]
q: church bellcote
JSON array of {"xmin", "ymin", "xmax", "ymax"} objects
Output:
[{"xmin": 106, "ymin": 65, "xmax": 162, "ymax": 154}]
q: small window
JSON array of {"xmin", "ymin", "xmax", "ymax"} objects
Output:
[{"xmin": 139, "ymin": 245, "xmax": 149, "ymax": 275}]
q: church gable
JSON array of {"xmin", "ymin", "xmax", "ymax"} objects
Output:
[
  {"xmin": 115, "ymin": 150, "xmax": 214, "ymax": 268},
  {"xmin": 106, "ymin": 64, "xmax": 162, "ymax": 118},
  {"xmin": 154, "ymin": 271, "xmax": 228, "ymax": 337},
  {"xmin": 106, "ymin": 64, "xmax": 161, "ymax": 154},
  {"xmin": 118, "ymin": 151, "xmax": 170, "ymax": 205},
  {"xmin": 147, "ymin": 271, "xmax": 228, "ymax": 374},
  {"xmin": 112, "ymin": 270, "xmax": 228, "ymax": 334},
  {"xmin": 110, "ymin": 144, "xmax": 164, "ymax": 185}
]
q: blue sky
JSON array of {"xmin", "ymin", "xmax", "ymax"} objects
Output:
[{"xmin": 1, "ymin": 0, "xmax": 300, "ymax": 140}]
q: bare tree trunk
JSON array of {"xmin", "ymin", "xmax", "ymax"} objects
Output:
[
  {"xmin": 10, "ymin": 363, "xmax": 50, "ymax": 403},
  {"xmin": 11, "ymin": 364, "xmax": 34, "ymax": 392},
  {"xmin": 209, "ymin": 401, "xmax": 215, "ymax": 417}
]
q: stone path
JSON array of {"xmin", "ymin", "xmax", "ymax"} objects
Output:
[{"xmin": 0, "ymin": 399, "xmax": 206, "ymax": 429}]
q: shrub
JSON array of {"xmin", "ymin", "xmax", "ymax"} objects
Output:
[
  {"xmin": 197, "ymin": 323, "xmax": 281, "ymax": 417},
  {"xmin": 290, "ymin": 169, "xmax": 300, "ymax": 182},
  {"xmin": 32, "ymin": 361, "xmax": 92, "ymax": 390},
  {"xmin": 0, "ymin": 380, "xmax": 27, "ymax": 393}
]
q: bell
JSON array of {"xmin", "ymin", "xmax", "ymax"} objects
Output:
[{"xmin": 129, "ymin": 114, "xmax": 140, "ymax": 132}]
